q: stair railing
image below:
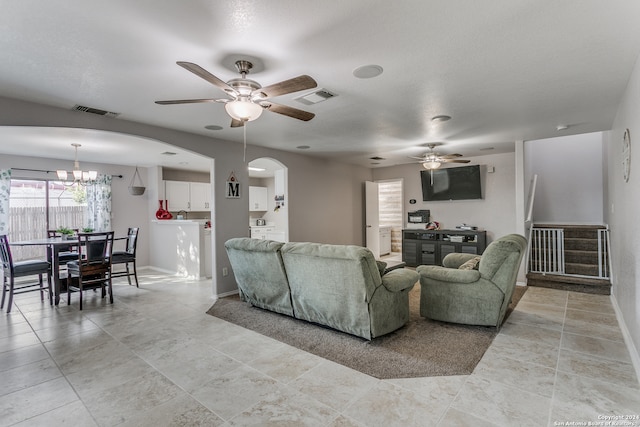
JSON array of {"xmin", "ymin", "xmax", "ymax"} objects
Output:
[
  {"xmin": 529, "ymin": 227, "xmax": 565, "ymax": 274},
  {"xmin": 529, "ymin": 226, "xmax": 610, "ymax": 279},
  {"xmin": 598, "ymin": 227, "xmax": 610, "ymax": 279}
]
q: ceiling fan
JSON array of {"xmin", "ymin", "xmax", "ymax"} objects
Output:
[
  {"xmin": 155, "ymin": 60, "xmax": 318, "ymax": 127},
  {"xmin": 409, "ymin": 143, "xmax": 470, "ymax": 170}
]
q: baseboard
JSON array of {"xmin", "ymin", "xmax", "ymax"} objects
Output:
[
  {"xmin": 216, "ymin": 289, "xmax": 239, "ymax": 298},
  {"xmin": 144, "ymin": 266, "xmax": 175, "ymax": 275},
  {"xmin": 610, "ymin": 293, "xmax": 640, "ymax": 385}
]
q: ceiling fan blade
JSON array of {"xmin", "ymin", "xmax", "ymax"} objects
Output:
[
  {"xmin": 177, "ymin": 61, "xmax": 237, "ymax": 95},
  {"xmin": 230, "ymin": 118, "xmax": 245, "ymax": 128},
  {"xmin": 442, "ymin": 159, "xmax": 471, "ymax": 163},
  {"xmin": 255, "ymin": 75, "xmax": 317, "ymax": 99},
  {"xmin": 155, "ymin": 98, "xmax": 225, "ymax": 105},
  {"xmin": 408, "ymin": 156, "xmax": 428, "ymax": 161},
  {"xmin": 440, "ymin": 153, "xmax": 463, "ymax": 159},
  {"xmin": 261, "ymin": 102, "xmax": 315, "ymax": 121}
]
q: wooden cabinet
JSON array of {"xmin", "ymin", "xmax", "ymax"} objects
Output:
[
  {"xmin": 249, "ymin": 186, "xmax": 268, "ymax": 211},
  {"xmin": 165, "ymin": 181, "xmax": 211, "ymax": 212},
  {"xmin": 402, "ymin": 229, "xmax": 487, "ymax": 267}
]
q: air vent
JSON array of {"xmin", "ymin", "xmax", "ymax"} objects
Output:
[
  {"xmin": 294, "ymin": 89, "xmax": 337, "ymax": 106},
  {"xmin": 72, "ymin": 104, "xmax": 120, "ymax": 118}
]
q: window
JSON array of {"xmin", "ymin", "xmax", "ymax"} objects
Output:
[{"xmin": 9, "ymin": 179, "xmax": 86, "ymax": 261}]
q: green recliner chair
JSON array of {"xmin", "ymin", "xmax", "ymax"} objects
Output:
[{"xmin": 416, "ymin": 233, "xmax": 527, "ymax": 328}]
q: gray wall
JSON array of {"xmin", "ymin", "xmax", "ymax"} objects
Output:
[
  {"xmin": 372, "ymin": 151, "xmax": 517, "ymax": 243},
  {"xmin": 605, "ymin": 51, "xmax": 640, "ymax": 367},
  {"xmin": 524, "ymin": 133, "xmax": 604, "ymax": 224},
  {"xmin": 0, "ymin": 96, "xmax": 373, "ymax": 296}
]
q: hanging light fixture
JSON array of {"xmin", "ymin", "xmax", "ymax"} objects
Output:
[
  {"xmin": 56, "ymin": 143, "xmax": 97, "ymax": 183},
  {"xmin": 224, "ymin": 97, "xmax": 263, "ymax": 122},
  {"xmin": 422, "ymin": 154, "xmax": 441, "ymax": 170}
]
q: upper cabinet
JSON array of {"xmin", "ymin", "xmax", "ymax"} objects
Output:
[
  {"xmin": 165, "ymin": 180, "xmax": 211, "ymax": 212},
  {"xmin": 249, "ymin": 186, "xmax": 268, "ymax": 211},
  {"xmin": 190, "ymin": 182, "xmax": 211, "ymax": 211}
]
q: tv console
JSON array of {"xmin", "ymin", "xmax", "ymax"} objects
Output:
[{"xmin": 402, "ymin": 229, "xmax": 487, "ymax": 267}]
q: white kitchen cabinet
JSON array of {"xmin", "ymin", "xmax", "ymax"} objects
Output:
[
  {"xmin": 165, "ymin": 181, "xmax": 190, "ymax": 211},
  {"xmin": 165, "ymin": 181, "xmax": 211, "ymax": 212},
  {"xmin": 249, "ymin": 186, "xmax": 268, "ymax": 211},
  {"xmin": 190, "ymin": 182, "xmax": 211, "ymax": 211},
  {"xmin": 250, "ymin": 226, "xmax": 274, "ymax": 239},
  {"xmin": 380, "ymin": 226, "xmax": 392, "ymax": 256}
]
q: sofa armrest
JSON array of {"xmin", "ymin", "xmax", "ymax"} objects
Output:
[
  {"xmin": 380, "ymin": 268, "xmax": 419, "ymax": 292},
  {"xmin": 442, "ymin": 253, "xmax": 480, "ymax": 269},
  {"xmin": 416, "ymin": 265, "xmax": 481, "ymax": 284}
]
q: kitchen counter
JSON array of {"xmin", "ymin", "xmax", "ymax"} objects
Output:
[{"xmin": 149, "ymin": 220, "xmax": 211, "ymax": 279}]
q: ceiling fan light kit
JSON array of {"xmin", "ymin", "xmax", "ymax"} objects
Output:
[
  {"xmin": 225, "ymin": 100, "xmax": 263, "ymax": 122},
  {"xmin": 423, "ymin": 161, "xmax": 441, "ymax": 170}
]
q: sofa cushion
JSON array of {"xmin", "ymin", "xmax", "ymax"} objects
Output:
[{"xmin": 458, "ymin": 256, "xmax": 481, "ymax": 270}]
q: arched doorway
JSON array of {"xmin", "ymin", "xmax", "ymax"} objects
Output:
[{"xmin": 248, "ymin": 158, "xmax": 289, "ymax": 242}]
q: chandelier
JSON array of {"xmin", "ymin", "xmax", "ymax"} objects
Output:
[{"xmin": 56, "ymin": 143, "xmax": 97, "ymax": 182}]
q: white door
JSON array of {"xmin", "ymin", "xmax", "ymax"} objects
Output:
[{"xmin": 365, "ymin": 181, "xmax": 380, "ymax": 258}]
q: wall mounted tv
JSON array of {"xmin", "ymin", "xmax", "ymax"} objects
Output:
[{"xmin": 421, "ymin": 165, "xmax": 482, "ymax": 201}]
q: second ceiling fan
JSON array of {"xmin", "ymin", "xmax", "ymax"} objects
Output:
[
  {"xmin": 409, "ymin": 144, "xmax": 470, "ymax": 170},
  {"xmin": 155, "ymin": 60, "xmax": 317, "ymax": 127}
]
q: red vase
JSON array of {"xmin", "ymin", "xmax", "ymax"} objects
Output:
[
  {"xmin": 163, "ymin": 200, "xmax": 173, "ymax": 219},
  {"xmin": 155, "ymin": 200, "xmax": 165, "ymax": 219},
  {"xmin": 155, "ymin": 200, "xmax": 173, "ymax": 220}
]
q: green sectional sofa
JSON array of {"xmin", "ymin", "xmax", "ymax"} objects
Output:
[{"xmin": 224, "ymin": 238, "xmax": 419, "ymax": 340}]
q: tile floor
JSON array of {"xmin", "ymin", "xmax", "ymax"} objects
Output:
[{"xmin": 0, "ymin": 271, "xmax": 639, "ymax": 426}]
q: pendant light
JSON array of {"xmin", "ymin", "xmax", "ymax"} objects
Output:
[{"xmin": 56, "ymin": 143, "xmax": 97, "ymax": 182}]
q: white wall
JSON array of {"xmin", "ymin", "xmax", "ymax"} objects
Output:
[
  {"xmin": 0, "ymin": 96, "xmax": 373, "ymax": 296},
  {"xmin": 605, "ymin": 51, "xmax": 640, "ymax": 370},
  {"xmin": 0, "ymin": 154, "xmax": 151, "ymax": 266},
  {"xmin": 372, "ymin": 151, "xmax": 517, "ymax": 243},
  {"xmin": 525, "ymin": 133, "xmax": 604, "ymax": 224}
]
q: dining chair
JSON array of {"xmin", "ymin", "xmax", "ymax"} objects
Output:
[
  {"xmin": 66, "ymin": 231, "xmax": 114, "ymax": 310},
  {"xmin": 47, "ymin": 229, "xmax": 79, "ymax": 264},
  {"xmin": 111, "ymin": 227, "xmax": 139, "ymax": 287},
  {"xmin": 0, "ymin": 235, "xmax": 52, "ymax": 313}
]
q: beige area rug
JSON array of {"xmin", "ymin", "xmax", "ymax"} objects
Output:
[{"xmin": 207, "ymin": 284, "xmax": 526, "ymax": 379}]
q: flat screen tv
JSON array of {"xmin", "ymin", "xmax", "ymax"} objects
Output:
[{"xmin": 421, "ymin": 165, "xmax": 482, "ymax": 201}]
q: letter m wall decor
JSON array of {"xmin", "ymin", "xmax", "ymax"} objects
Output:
[{"xmin": 226, "ymin": 171, "xmax": 241, "ymax": 199}]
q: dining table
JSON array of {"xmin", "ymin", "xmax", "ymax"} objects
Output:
[{"xmin": 11, "ymin": 235, "xmax": 126, "ymax": 305}]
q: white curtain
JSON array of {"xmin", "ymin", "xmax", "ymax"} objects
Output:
[
  {"xmin": 85, "ymin": 174, "xmax": 112, "ymax": 231},
  {"xmin": 0, "ymin": 169, "xmax": 11, "ymax": 235}
]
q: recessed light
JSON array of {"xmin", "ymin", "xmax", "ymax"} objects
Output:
[
  {"xmin": 205, "ymin": 125, "xmax": 223, "ymax": 131},
  {"xmin": 296, "ymin": 145, "xmax": 310, "ymax": 150},
  {"xmin": 556, "ymin": 125, "xmax": 569, "ymax": 131},
  {"xmin": 431, "ymin": 115, "xmax": 451, "ymax": 122},
  {"xmin": 353, "ymin": 65, "xmax": 384, "ymax": 79}
]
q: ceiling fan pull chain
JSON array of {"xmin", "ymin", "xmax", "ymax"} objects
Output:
[{"xmin": 243, "ymin": 121, "xmax": 247, "ymax": 163}]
